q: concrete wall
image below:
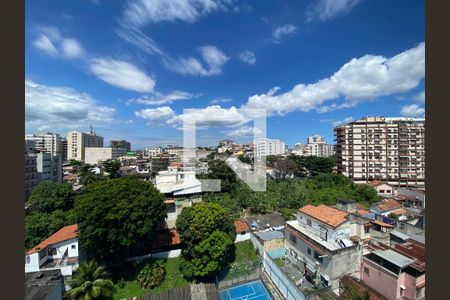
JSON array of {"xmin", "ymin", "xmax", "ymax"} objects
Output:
[
  {"xmin": 235, "ymin": 232, "xmax": 251, "ymax": 243},
  {"xmin": 360, "ymin": 257, "xmax": 399, "ymax": 300},
  {"xmin": 25, "ymin": 253, "xmax": 40, "ymax": 273}
]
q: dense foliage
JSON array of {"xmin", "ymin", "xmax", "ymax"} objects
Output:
[
  {"xmin": 176, "ymin": 202, "xmax": 235, "ymax": 281},
  {"xmin": 74, "ymin": 177, "xmax": 167, "ymax": 263},
  {"xmin": 25, "ymin": 181, "xmax": 76, "ymax": 249},
  {"xmin": 67, "ymin": 261, "xmax": 114, "ymax": 300},
  {"xmin": 136, "ymin": 260, "xmax": 166, "ymax": 289},
  {"xmin": 103, "ymin": 159, "xmax": 121, "ymax": 179},
  {"xmin": 28, "ymin": 181, "xmax": 76, "ymax": 213}
]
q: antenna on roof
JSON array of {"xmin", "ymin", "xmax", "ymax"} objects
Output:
[{"xmin": 90, "ymin": 123, "xmax": 94, "ymax": 134}]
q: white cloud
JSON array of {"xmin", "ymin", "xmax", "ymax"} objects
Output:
[
  {"xmin": 227, "ymin": 126, "xmax": 261, "ymax": 137},
  {"xmin": 239, "ymin": 51, "xmax": 256, "ymax": 65},
  {"xmin": 33, "ymin": 34, "xmax": 59, "ymax": 56},
  {"xmin": 332, "ymin": 117, "xmax": 354, "ymax": 127},
  {"xmin": 127, "ymin": 91, "xmax": 194, "ymax": 105},
  {"xmin": 60, "ymin": 38, "xmax": 84, "ymax": 58},
  {"xmin": 60, "ymin": 13, "xmax": 74, "ymax": 20},
  {"xmin": 242, "ymin": 42, "xmax": 425, "ymax": 116},
  {"xmin": 209, "ymin": 98, "xmax": 232, "ymax": 104},
  {"xmin": 272, "ymin": 24, "xmax": 298, "ymax": 43},
  {"xmin": 306, "ymin": 0, "xmax": 362, "ymax": 22},
  {"xmin": 25, "ymin": 80, "xmax": 116, "ymax": 132},
  {"xmin": 135, "ymin": 106, "xmax": 176, "ymax": 124},
  {"xmin": 166, "ymin": 45, "xmax": 229, "ymax": 76},
  {"xmin": 32, "ymin": 26, "xmax": 84, "ymax": 59},
  {"xmin": 89, "ymin": 58, "xmax": 155, "ymax": 92},
  {"xmin": 414, "ymin": 90, "xmax": 425, "ymax": 104},
  {"xmin": 168, "ymin": 105, "xmax": 248, "ymax": 129},
  {"xmin": 122, "ymin": 0, "xmax": 233, "ymax": 26},
  {"xmin": 400, "ymin": 104, "xmax": 425, "ymax": 118}
]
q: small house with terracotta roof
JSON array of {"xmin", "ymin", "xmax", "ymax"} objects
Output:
[
  {"xmin": 234, "ymin": 219, "xmax": 251, "ymax": 243},
  {"xmin": 367, "ymin": 181, "xmax": 396, "ymax": 198},
  {"xmin": 285, "ymin": 204, "xmax": 362, "ymax": 290},
  {"xmin": 25, "ymin": 224, "xmax": 79, "ymax": 277},
  {"xmin": 370, "ymin": 199, "xmax": 407, "ymax": 220}
]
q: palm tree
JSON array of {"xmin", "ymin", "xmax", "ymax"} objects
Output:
[{"xmin": 66, "ymin": 261, "xmax": 114, "ymax": 300}]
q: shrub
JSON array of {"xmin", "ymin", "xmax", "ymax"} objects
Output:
[{"xmin": 136, "ymin": 260, "xmax": 166, "ymax": 289}]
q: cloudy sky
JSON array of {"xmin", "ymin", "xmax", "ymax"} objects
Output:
[{"xmin": 25, "ymin": 0, "xmax": 425, "ymax": 149}]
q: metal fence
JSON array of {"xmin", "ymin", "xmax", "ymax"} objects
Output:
[{"xmin": 216, "ymin": 260, "xmax": 262, "ymax": 290}]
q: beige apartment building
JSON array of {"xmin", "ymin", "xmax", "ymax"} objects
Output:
[
  {"xmin": 334, "ymin": 117, "xmax": 425, "ymax": 189},
  {"xmin": 84, "ymin": 147, "xmax": 127, "ymax": 165},
  {"xmin": 67, "ymin": 131, "xmax": 104, "ymax": 161}
]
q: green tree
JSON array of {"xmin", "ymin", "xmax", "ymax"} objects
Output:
[
  {"xmin": 79, "ymin": 164, "xmax": 104, "ymax": 186},
  {"xmin": 176, "ymin": 203, "xmax": 236, "ymax": 281},
  {"xmin": 179, "ymin": 230, "xmax": 234, "ymax": 281},
  {"xmin": 341, "ymin": 285, "xmax": 371, "ymax": 300},
  {"xmin": 136, "ymin": 260, "xmax": 166, "ymax": 289},
  {"xmin": 102, "ymin": 159, "xmax": 121, "ymax": 179},
  {"xmin": 176, "ymin": 202, "xmax": 235, "ymax": 250},
  {"xmin": 74, "ymin": 177, "xmax": 167, "ymax": 262},
  {"xmin": 204, "ymin": 159, "xmax": 237, "ymax": 193},
  {"xmin": 28, "ymin": 181, "xmax": 76, "ymax": 213},
  {"xmin": 265, "ymin": 155, "xmax": 278, "ymax": 167},
  {"xmin": 207, "ymin": 151, "xmax": 216, "ymax": 160},
  {"xmin": 66, "ymin": 261, "xmax": 114, "ymax": 300},
  {"xmin": 237, "ymin": 154, "xmax": 252, "ymax": 164},
  {"xmin": 25, "ymin": 210, "xmax": 69, "ymax": 249}
]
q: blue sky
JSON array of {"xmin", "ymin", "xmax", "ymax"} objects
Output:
[{"xmin": 25, "ymin": 0, "xmax": 425, "ymax": 149}]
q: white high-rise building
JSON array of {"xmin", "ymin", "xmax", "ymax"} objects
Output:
[
  {"xmin": 334, "ymin": 116, "xmax": 425, "ymax": 189},
  {"xmin": 67, "ymin": 130, "xmax": 104, "ymax": 161},
  {"xmin": 25, "ymin": 132, "xmax": 62, "ymax": 156},
  {"xmin": 255, "ymin": 138, "xmax": 286, "ymax": 157},
  {"xmin": 25, "ymin": 140, "xmax": 38, "ymax": 199},
  {"xmin": 292, "ymin": 135, "xmax": 335, "ymax": 157}
]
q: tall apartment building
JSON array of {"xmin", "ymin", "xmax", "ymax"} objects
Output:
[
  {"xmin": 25, "ymin": 133, "xmax": 63, "ymax": 183},
  {"xmin": 110, "ymin": 139, "xmax": 131, "ymax": 152},
  {"xmin": 35, "ymin": 152, "xmax": 63, "ymax": 183},
  {"xmin": 147, "ymin": 147, "xmax": 163, "ymax": 157},
  {"xmin": 25, "ymin": 132, "xmax": 62, "ymax": 156},
  {"xmin": 61, "ymin": 137, "xmax": 67, "ymax": 162},
  {"xmin": 293, "ymin": 135, "xmax": 335, "ymax": 157},
  {"xmin": 67, "ymin": 131, "xmax": 104, "ymax": 161},
  {"xmin": 25, "ymin": 141, "xmax": 38, "ymax": 199},
  {"xmin": 255, "ymin": 138, "xmax": 286, "ymax": 157},
  {"xmin": 334, "ymin": 117, "xmax": 425, "ymax": 189}
]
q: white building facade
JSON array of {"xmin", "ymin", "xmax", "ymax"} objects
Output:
[{"xmin": 255, "ymin": 138, "xmax": 286, "ymax": 157}]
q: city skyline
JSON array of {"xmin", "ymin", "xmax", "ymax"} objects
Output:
[{"xmin": 26, "ymin": 0, "xmax": 425, "ymax": 148}]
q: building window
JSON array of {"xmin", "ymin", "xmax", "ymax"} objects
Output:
[
  {"xmin": 307, "ymin": 219, "xmax": 312, "ymax": 226},
  {"xmin": 364, "ymin": 267, "xmax": 369, "ymax": 275},
  {"xmin": 71, "ymin": 245, "xmax": 76, "ymax": 249},
  {"xmin": 290, "ymin": 233, "xmax": 297, "ymax": 244},
  {"xmin": 314, "ymin": 251, "xmax": 323, "ymax": 263},
  {"xmin": 307, "ymin": 248, "xmax": 312, "ymax": 255}
]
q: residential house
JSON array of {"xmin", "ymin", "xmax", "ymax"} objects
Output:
[
  {"xmin": 254, "ymin": 230, "xmax": 285, "ymax": 253},
  {"xmin": 245, "ymin": 213, "xmax": 285, "ymax": 233},
  {"xmin": 361, "ymin": 240, "xmax": 425, "ymax": 300},
  {"xmin": 25, "ymin": 269, "xmax": 64, "ymax": 300},
  {"xmin": 25, "ymin": 224, "xmax": 79, "ymax": 277},
  {"xmin": 285, "ymin": 204, "xmax": 361, "ymax": 290},
  {"xmin": 234, "ymin": 219, "xmax": 250, "ymax": 243},
  {"xmin": 155, "ymin": 163, "xmax": 202, "ymax": 196},
  {"xmin": 370, "ymin": 199, "xmax": 407, "ymax": 220},
  {"xmin": 367, "ymin": 180, "xmax": 396, "ymax": 198}
]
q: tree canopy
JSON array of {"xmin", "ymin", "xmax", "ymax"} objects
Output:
[
  {"xmin": 102, "ymin": 159, "xmax": 121, "ymax": 179},
  {"xmin": 28, "ymin": 181, "xmax": 76, "ymax": 213},
  {"xmin": 74, "ymin": 177, "xmax": 167, "ymax": 262},
  {"xmin": 176, "ymin": 202, "xmax": 235, "ymax": 281}
]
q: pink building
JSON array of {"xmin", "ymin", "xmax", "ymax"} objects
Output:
[{"xmin": 361, "ymin": 241, "xmax": 425, "ymax": 300}]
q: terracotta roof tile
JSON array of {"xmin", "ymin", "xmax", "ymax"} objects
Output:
[
  {"xmin": 234, "ymin": 219, "xmax": 249, "ymax": 232},
  {"xmin": 377, "ymin": 198, "xmax": 402, "ymax": 211},
  {"xmin": 357, "ymin": 209, "xmax": 371, "ymax": 216},
  {"xmin": 299, "ymin": 204, "xmax": 349, "ymax": 228},
  {"xmin": 27, "ymin": 224, "xmax": 78, "ymax": 254}
]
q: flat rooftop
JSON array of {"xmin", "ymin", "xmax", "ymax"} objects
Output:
[
  {"xmin": 373, "ymin": 249, "xmax": 414, "ymax": 268},
  {"xmin": 286, "ymin": 220, "xmax": 355, "ymax": 252}
]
